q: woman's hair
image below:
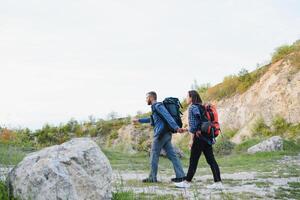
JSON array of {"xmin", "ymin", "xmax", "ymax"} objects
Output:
[{"xmin": 188, "ymin": 90, "xmax": 203, "ymax": 104}]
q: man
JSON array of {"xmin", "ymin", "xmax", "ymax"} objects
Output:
[{"xmin": 133, "ymin": 91, "xmax": 186, "ymax": 183}]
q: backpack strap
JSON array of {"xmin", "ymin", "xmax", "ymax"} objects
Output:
[
  {"xmin": 195, "ymin": 104, "xmax": 207, "ymax": 123},
  {"xmin": 150, "ymin": 114, "xmax": 154, "ymax": 126},
  {"xmin": 152, "ymin": 103, "xmax": 173, "ymax": 133}
]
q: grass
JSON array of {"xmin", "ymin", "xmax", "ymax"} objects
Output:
[
  {"xmin": 276, "ymin": 185, "xmax": 300, "ymax": 200},
  {"xmin": 2, "ymin": 138, "xmax": 299, "ymax": 175},
  {"xmin": 0, "ymin": 181, "xmax": 10, "ymax": 200},
  {"xmin": 218, "ymin": 192, "xmax": 266, "ymax": 200},
  {"xmin": 0, "ymin": 142, "xmax": 31, "ymax": 166},
  {"xmin": 0, "ymin": 181, "xmax": 18, "ymax": 200},
  {"xmin": 112, "ymin": 191, "xmax": 181, "ymax": 200},
  {"xmin": 1, "ymin": 139, "xmax": 300, "ymax": 199},
  {"xmin": 254, "ymin": 181, "xmax": 271, "ymax": 188},
  {"xmin": 217, "ymin": 151, "xmax": 296, "ymax": 173},
  {"xmin": 233, "ymin": 138, "xmax": 262, "ymax": 153},
  {"xmin": 104, "ymin": 142, "xmax": 300, "ymax": 175}
]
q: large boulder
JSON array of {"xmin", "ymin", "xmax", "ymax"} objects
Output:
[
  {"xmin": 8, "ymin": 138, "xmax": 112, "ymax": 200},
  {"xmin": 247, "ymin": 136, "xmax": 283, "ymax": 154}
]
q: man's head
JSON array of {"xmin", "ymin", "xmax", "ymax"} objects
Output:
[{"xmin": 146, "ymin": 91, "xmax": 157, "ymax": 105}]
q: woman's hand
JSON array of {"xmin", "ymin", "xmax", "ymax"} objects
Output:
[
  {"xmin": 196, "ymin": 130, "xmax": 202, "ymax": 138},
  {"xmin": 182, "ymin": 128, "xmax": 189, "ymax": 134}
]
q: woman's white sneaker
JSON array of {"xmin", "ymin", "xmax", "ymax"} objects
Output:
[
  {"xmin": 174, "ymin": 181, "xmax": 190, "ymax": 188},
  {"xmin": 207, "ymin": 182, "xmax": 223, "ymax": 190}
]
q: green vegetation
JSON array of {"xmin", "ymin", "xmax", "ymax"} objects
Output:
[
  {"xmin": 0, "ymin": 181, "xmax": 18, "ymax": 200},
  {"xmin": 133, "ymin": 130, "xmax": 152, "ymax": 152},
  {"xmin": 0, "ymin": 142, "xmax": 31, "ymax": 165},
  {"xmin": 276, "ymin": 185, "xmax": 300, "ymax": 200},
  {"xmin": 1, "ymin": 137, "xmax": 300, "ymax": 199},
  {"xmin": 233, "ymin": 138, "xmax": 262, "ymax": 153},
  {"xmin": 252, "ymin": 118, "xmax": 272, "ymax": 137},
  {"xmin": 252, "ymin": 116, "xmax": 300, "ymax": 142},
  {"xmin": 104, "ymin": 139, "xmax": 300, "ymax": 173},
  {"xmin": 203, "ymin": 66, "xmax": 269, "ymax": 101},
  {"xmin": 0, "ymin": 181, "xmax": 9, "ymax": 200},
  {"xmin": 272, "ymin": 40, "xmax": 300, "ymax": 63},
  {"xmin": 1, "ymin": 40, "xmax": 300, "ymax": 200},
  {"xmin": 113, "ymin": 191, "xmax": 135, "ymax": 200},
  {"xmin": 222, "ymin": 129, "xmax": 238, "ymax": 139},
  {"xmin": 213, "ymin": 136, "xmax": 235, "ymax": 156},
  {"xmin": 112, "ymin": 191, "xmax": 180, "ymax": 200},
  {"xmin": 185, "ymin": 40, "xmax": 300, "ymax": 103},
  {"xmin": 0, "ymin": 117, "xmax": 131, "ymax": 149},
  {"xmin": 283, "ymin": 140, "xmax": 300, "ymax": 152},
  {"xmin": 188, "ymin": 64, "xmax": 270, "ymax": 102},
  {"xmin": 175, "ymin": 133, "xmax": 190, "ymax": 155}
]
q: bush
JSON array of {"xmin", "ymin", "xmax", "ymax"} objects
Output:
[
  {"xmin": 206, "ymin": 75, "xmax": 239, "ymax": 100},
  {"xmin": 178, "ymin": 40, "xmax": 300, "ymax": 105},
  {"xmin": 288, "ymin": 123, "xmax": 300, "ymax": 140},
  {"xmin": 222, "ymin": 129, "xmax": 238, "ymax": 139},
  {"xmin": 0, "ymin": 129, "xmax": 16, "ymax": 143},
  {"xmin": 214, "ymin": 136, "xmax": 235, "ymax": 156},
  {"xmin": 272, "ymin": 45, "xmax": 295, "ymax": 63},
  {"xmin": 272, "ymin": 116, "xmax": 290, "ymax": 135},
  {"xmin": 252, "ymin": 118, "xmax": 272, "ymax": 137},
  {"xmin": 204, "ymin": 66, "xmax": 269, "ymax": 101},
  {"xmin": 283, "ymin": 140, "xmax": 300, "ymax": 152},
  {"xmin": 272, "ymin": 40, "xmax": 300, "ymax": 68},
  {"xmin": 252, "ymin": 116, "xmax": 300, "ymax": 142},
  {"xmin": 135, "ymin": 133, "xmax": 151, "ymax": 152}
]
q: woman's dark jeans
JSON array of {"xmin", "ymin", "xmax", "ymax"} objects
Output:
[{"xmin": 186, "ymin": 137, "xmax": 221, "ymax": 182}]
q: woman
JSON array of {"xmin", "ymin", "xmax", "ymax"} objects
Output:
[{"xmin": 175, "ymin": 90, "xmax": 222, "ymax": 189}]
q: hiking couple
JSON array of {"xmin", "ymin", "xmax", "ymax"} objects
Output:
[{"xmin": 132, "ymin": 91, "xmax": 222, "ymax": 189}]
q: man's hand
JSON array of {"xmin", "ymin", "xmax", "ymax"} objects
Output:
[
  {"xmin": 176, "ymin": 128, "xmax": 185, "ymax": 133},
  {"xmin": 132, "ymin": 118, "xmax": 139, "ymax": 125}
]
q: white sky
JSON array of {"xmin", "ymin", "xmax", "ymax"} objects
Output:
[{"xmin": 0, "ymin": 0, "xmax": 299, "ymax": 129}]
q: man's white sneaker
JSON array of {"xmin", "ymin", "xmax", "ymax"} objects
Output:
[
  {"xmin": 207, "ymin": 182, "xmax": 223, "ymax": 190},
  {"xmin": 174, "ymin": 181, "xmax": 190, "ymax": 188}
]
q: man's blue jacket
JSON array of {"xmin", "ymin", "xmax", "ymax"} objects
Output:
[{"xmin": 138, "ymin": 102, "xmax": 179, "ymax": 137}]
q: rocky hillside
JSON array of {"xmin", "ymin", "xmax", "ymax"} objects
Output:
[
  {"xmin": 218, "ymin": 55, "xmax": 300, "ymax": 143},
  {"xmin": 113, "ymin": 41, "xmax": 300, "ymax": 149}
]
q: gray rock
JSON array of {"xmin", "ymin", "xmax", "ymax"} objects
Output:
[
  {"xmin": 8, "ymin": 138, "xmax": 112, "ymax": 200},
  {"xmin": 247, "ymin": 136, "xmax": 283, "ymax": 154}
]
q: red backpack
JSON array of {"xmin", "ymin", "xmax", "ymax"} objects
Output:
[{"xmin": 198, "ymin": 104, "xmax": 221, "ymax": 142}]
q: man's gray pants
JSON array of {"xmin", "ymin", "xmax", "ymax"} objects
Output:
[{"xmin": 149, "ymin": 132, "xmax": 185, "ymax": 181}]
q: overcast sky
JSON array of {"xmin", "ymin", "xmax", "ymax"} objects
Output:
[{"xmin": 0, "ymin": 0, "xmax": 299, "ymax": 129}]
